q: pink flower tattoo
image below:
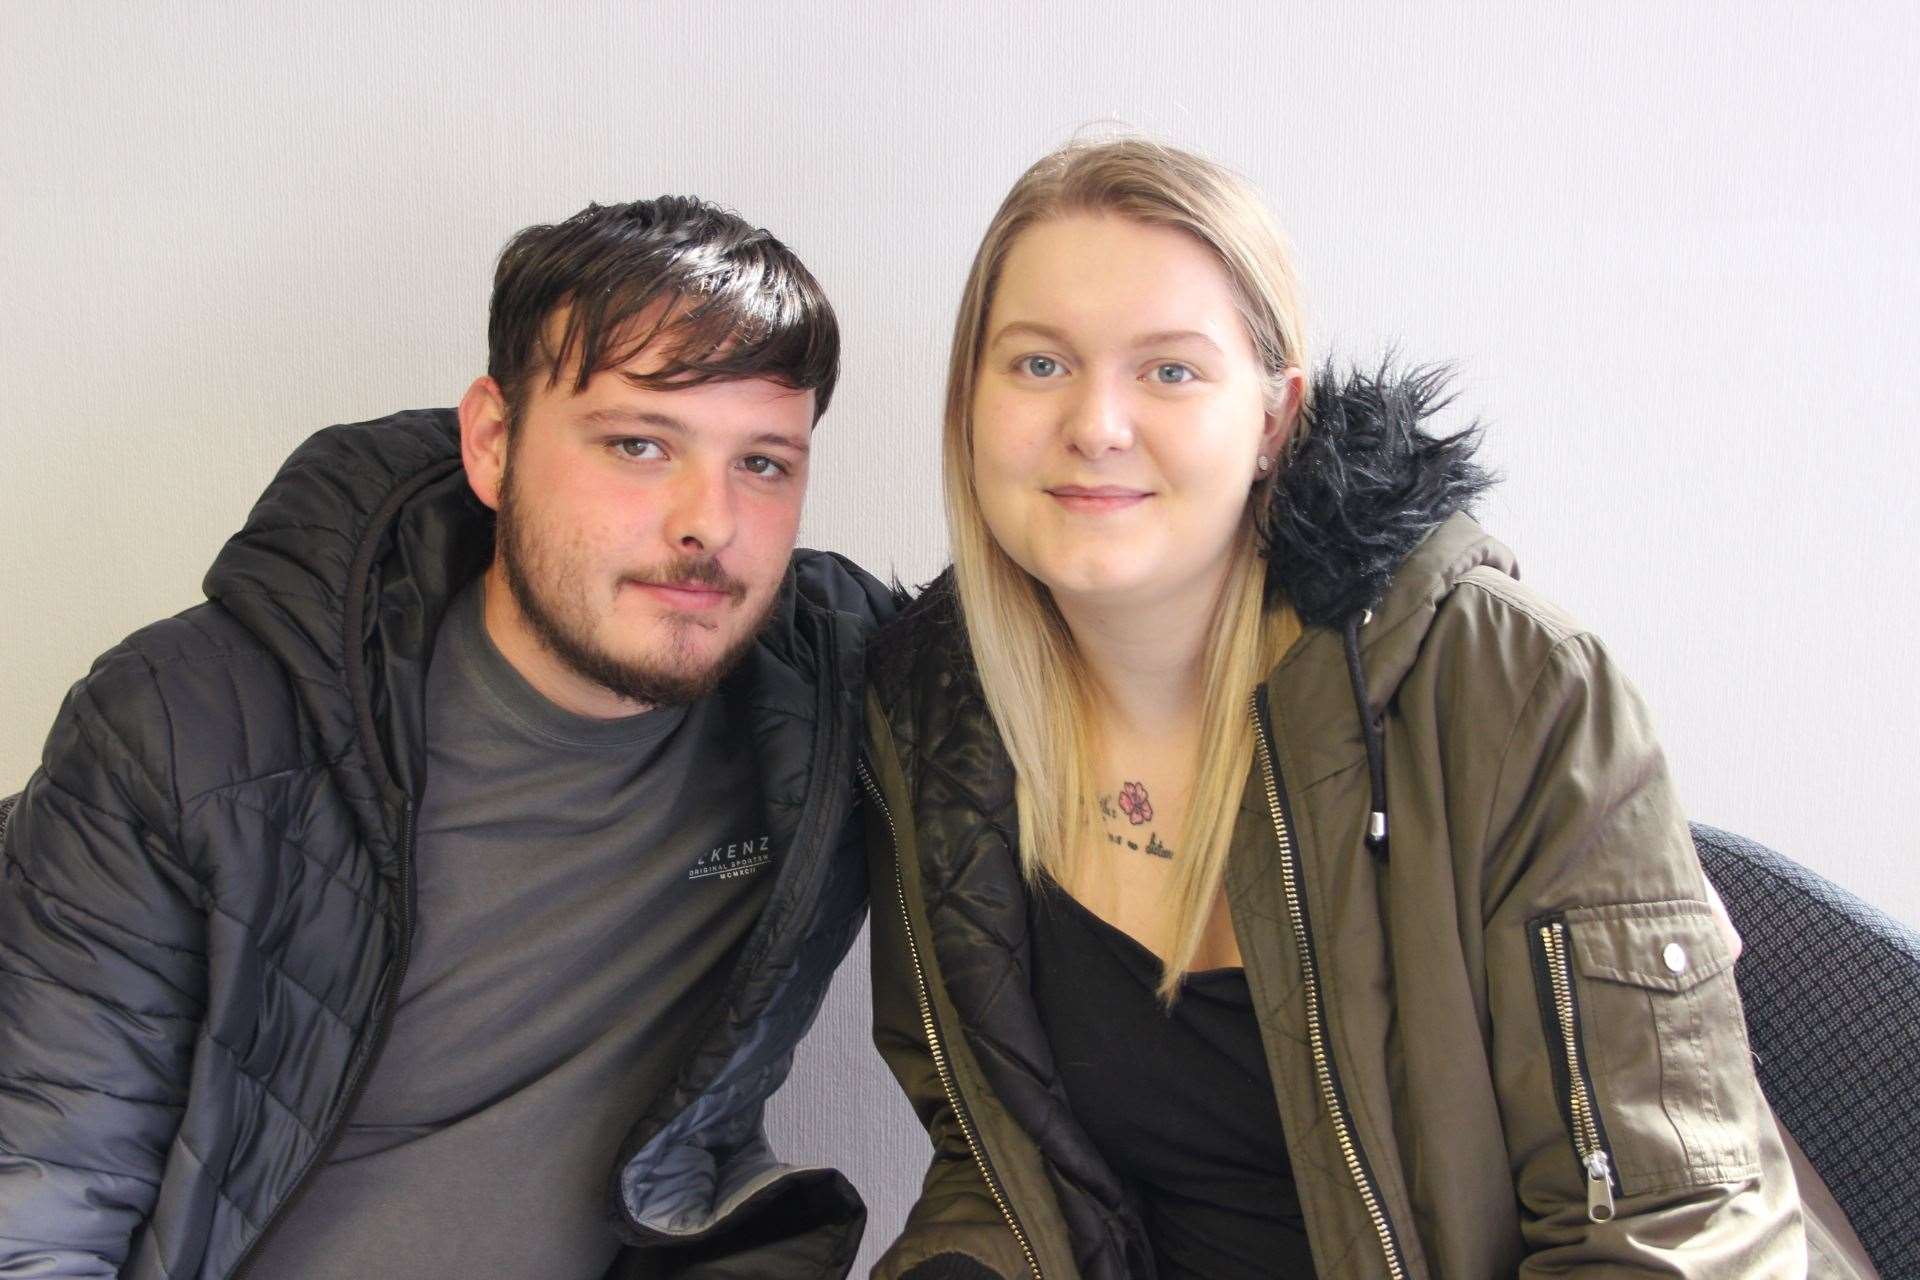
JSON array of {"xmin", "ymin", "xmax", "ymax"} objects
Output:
[{"xmin": 1118, "ymin": 781, "xmax": 1153, "ymax": 826}]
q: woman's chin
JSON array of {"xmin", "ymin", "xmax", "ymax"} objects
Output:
[{"xmin": 1034, "ymin": 563, "xmax": 1162, "ymax": 610}]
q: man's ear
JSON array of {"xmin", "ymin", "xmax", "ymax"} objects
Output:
[{"xmin": 459, "ymin": 376, "xmax": 511, "ymax": 512}]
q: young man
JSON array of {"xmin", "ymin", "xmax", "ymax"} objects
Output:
[{"xmin": 0, "ymin": 198, "xmax": 893, "ymax": 1278}]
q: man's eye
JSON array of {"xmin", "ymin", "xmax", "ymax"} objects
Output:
[
  {"xmin": 1151, "ymin": 363, "xmax": 1196, "ymax": 384},
  {"xmin": 1018, "ymin": 355, "xmax": 1062, "ymax": 379},
  {"xmin": 612, "ymin": 438, "xmax": 663, "ymax": 460},
  {"xmin": 742, "ymin": 455, "xmax": 790, "ymax": 477}
]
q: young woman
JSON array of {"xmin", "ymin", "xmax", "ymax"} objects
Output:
[{"xmin": 860, "ymin": 139, "xmax": 1868, "ymax": 1279}]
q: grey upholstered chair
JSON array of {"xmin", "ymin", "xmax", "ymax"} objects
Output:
[{"xmin": 1693, "ymin": 823, "xmax": 1918, "ymax": 1278}]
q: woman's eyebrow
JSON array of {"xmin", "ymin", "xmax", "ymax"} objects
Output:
[
  {"xmin": 986, "ymin": 320, "xmax": 1073, "ymax": 348},
  {"xmin": 986, "ymin": 321, "xmax": 1224, "ymax": 356},
  {"xmin": 1132, "ymin": 329, "xmax": 1225, "ymax": 355}
]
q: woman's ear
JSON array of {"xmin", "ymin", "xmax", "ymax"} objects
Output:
[{"xmin": 1260, "ymin": 367, "xmax": 1307, "ymax": 464}]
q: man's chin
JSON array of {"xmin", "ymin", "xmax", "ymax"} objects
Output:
[
  {"xmin": 586, "ymin": 608, "xmax": 772, "ymax": 707},
  {"xmin": 579, "ymin": 651, "xmax": 734, "ymax": 709}
]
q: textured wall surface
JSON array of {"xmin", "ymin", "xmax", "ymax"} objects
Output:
[{"xmin": 3, "ymin": 3, "xmax": 1915, "ymax": 1272}]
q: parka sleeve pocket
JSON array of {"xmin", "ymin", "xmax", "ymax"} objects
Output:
[{"xmin": 1531, "ymin": 899, "xmax": 1763, "ymax": 1209}]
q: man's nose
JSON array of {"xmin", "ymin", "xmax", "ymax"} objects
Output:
[{"xmin": 663, "ymin": 462, "xmax": 736, "ymax": 555}]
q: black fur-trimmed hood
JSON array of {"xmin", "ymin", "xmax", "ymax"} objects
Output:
[
  {"xmin": 1261, "ymin": 362, "xmax": 1495, "ymax": 628},
  {"xmin": 1257, "ymin": 361, "xmax": 1499, "ymax": 860}
]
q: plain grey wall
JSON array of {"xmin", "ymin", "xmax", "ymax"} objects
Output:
[{"xmin": 4, "ymin": 4, "xmax": 1915, "ymax": 1272}]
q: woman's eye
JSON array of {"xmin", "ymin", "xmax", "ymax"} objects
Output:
[
  {"xmin": 1018, "ymin": 355, "xmax": 1062, "ymax": 379},
  {"xmin": 1151, "ymin": 362, "xmax": 1196, "ymax": 385},
  {"xmin": 612, "ymin": 438, "xmax": 663, "ymax": 460},
  {"xmin": 741, "ymin": 455, "xmax": 789, "ymax": 478}
]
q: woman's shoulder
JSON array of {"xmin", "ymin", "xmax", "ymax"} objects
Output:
[
  {"xmin": 866, "ymin": 568, "xmax": 970, "ymax": 709},
  {"xmin": 1362, "ymin": 511, "xmax": 1597, "ymax": 673},
  {"xmin": 1414, "ymin": 534, "xmax": 1648, "ymax": 741},
  {"xmin": 1439, "ymin": 560, "xmax": 1591, "ymax": 654},
  {"xmin": 1339, "ymin": 513, "xmax": 1636, "ymax": 735}
]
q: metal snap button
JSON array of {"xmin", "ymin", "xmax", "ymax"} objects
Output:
[{"xmin": 1662, "ymin": 942, "xmax": 1688, "ymax": 975}]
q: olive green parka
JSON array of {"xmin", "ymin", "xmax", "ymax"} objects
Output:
[{"xmin": 860, "ymin": 369, "xmax": 1867, "ymax": 1279}]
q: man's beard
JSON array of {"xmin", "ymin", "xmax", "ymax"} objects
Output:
[{"xmin": 495, "ymin": 466, "xmax": 775, "ymax": 709}]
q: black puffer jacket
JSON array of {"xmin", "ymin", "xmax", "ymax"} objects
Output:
[{"xmin": 0, "ymin": 409, "xmax": 892, "ymax": 1279}]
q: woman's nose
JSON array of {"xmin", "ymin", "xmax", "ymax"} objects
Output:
[{"xmin": 1062, "ymin": 378, "xmax": 1134, "ymax": 459}]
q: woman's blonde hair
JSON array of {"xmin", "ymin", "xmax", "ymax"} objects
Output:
[{"xmin": 944, "ymin": 136, "xmax": 1311, "ymax": 997}]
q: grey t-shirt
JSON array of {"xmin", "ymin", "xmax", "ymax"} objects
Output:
[{"xmin": 252, "ymin": 581, "xmax": 775, "ymax": 1278}]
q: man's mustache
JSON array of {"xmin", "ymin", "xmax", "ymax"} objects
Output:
[{"xmin": 626, "ymin": 557, "xmax": 748, "ymax": 601}]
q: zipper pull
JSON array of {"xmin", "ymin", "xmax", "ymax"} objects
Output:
[{"xmin": 1584, "ymin": 1150, "xmax": 1616, "ymax": 1223}]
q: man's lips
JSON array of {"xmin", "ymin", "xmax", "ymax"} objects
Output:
[
  {"xmin": 625, "ymin": 580, "xmax": 737, "ymax": 611},
  {"xmin": 1045, "ymin": 484, "xmax": 1152, "ymax": 513}
]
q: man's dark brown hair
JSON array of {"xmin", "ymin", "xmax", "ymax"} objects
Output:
[{"xmin": 487, "ymin": 196, "xmax": 839, "ymax": 425}]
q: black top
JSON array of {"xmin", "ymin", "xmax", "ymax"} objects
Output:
[{"xmin": 1029, "ymin": 876, "xmax": 1316, "ymax": 1279}]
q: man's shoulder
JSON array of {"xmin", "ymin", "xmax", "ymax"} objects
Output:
[
  {"xmin": 50, "ymin": 602, "xmax": 311, "ymax": 801},
  {"xmin": 787, "ymin": 549, "xmax": 906, "ymax": 632},
  {"xmin": 110, "ymin": 600, "xmax": 277, "ymax": 673},
  {"xmin": 59, "ymin": 603, "xmax": 273, "ymax": 719}
]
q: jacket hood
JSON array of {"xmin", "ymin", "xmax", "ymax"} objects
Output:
[
  {"xmin": 1260, "ymin": 363, "xmax": 1503, "ymax": 856},
  {"xmin": 205, "ymin": 409, "xmax": 481, "ymax": 851},
  {"xmin": 1261, "ymin": 361, "xmax": 1497, "ymax": 629}
]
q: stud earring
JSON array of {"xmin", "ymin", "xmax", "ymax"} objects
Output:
[{"xmin": 1256, "ymin": 455, "xmax": 1272, "ymax": 474}]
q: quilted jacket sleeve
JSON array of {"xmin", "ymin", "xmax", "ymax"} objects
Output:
[
  {"xmin": 1473, "ymin": 625, "xmax": 1809, "ymax": 1274},
  {"xmin": 861, "ymin": 723, "xmax": 1031, "ymax": 1280},
  {"xmin": 868, "ymin": 910, "xmax": 1029, "ymax": 1280},
  {"xmin": 0, "ymin": 649, "xmax": 207, "ymax": 1275}
]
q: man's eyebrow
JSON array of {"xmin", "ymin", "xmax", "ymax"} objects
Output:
[
  {"xmin": 750, "ymin": 430, "xmax": 810, "ymax": 454},
  {"xmin": 579, "ymin": 407, "xmax": 808, "ymax": 454},
  {"xmin": 579, "ymin": 407, "xmax": 686, "ymax": 431}
]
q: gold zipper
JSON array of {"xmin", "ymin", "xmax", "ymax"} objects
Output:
[
  {"xmin": 857, "ymin": 757, "xmax": 1042, "ymax": 1279},
  {"xmin": 1539, "ymin": 920, "xmax": 1618, "ymax": 1222},
  {"xmin": 1251, "ymin": 692, "xmax": 1407, "ymax": 1280}
]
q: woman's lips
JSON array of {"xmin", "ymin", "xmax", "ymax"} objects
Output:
[{"xmin": 1045, "ymin": 485, "xmax": 1151, "ymax": 514}]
